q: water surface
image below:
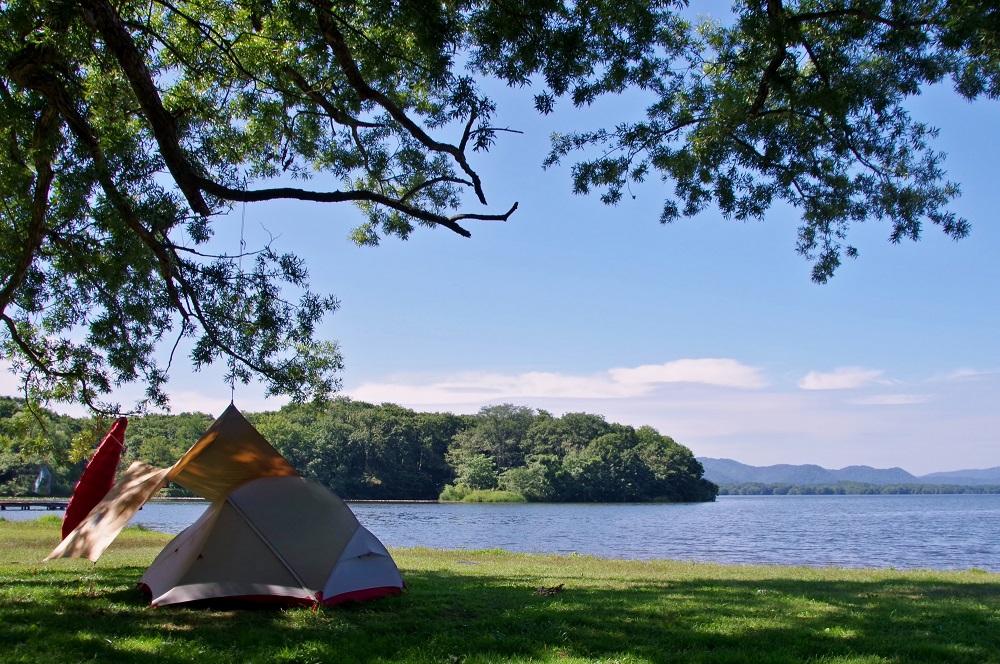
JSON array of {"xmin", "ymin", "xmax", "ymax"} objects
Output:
[{"xmin": 8, "ymin": 494, "xmax": 999, "ymax": 572}]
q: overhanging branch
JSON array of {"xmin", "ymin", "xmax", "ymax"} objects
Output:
[
  {"xmin": 194, "ymin": 176, "xmax": 518, "ymax": 237},
  {"xmin": 78, "ymin": 0, "xmax": 211, "ymax": 215},
  {"xmin": 309, "ymin": 0, "xmax": 491, "ymax": 205}
]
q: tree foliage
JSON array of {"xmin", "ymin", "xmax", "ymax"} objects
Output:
[
  {"xmin": 0, "ymin": 395, "xmax": 90, "ymax": 495},
  {"xmin": 436, "ymin": 405, "xmax": 716, "ymax": 502},
  {"xmin": 545, "ymin": 0, "xmax": 1000, "ymax": 282},
  {"xmin": 1, "ymin": 0, "xmax": 996, "ymax": 411}
]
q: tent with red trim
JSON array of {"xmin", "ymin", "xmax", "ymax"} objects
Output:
[
  {"xmin": 47, "ymin": 405, "xmax": 404, "ymax": 607},
  {"xmin": 139, "ymin": 475, "xmax": 403, "ymax": 607}
]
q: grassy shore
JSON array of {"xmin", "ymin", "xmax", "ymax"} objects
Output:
[{"xmin": 2, "ymin": 517, "xmax": 999, "ymax": 663}]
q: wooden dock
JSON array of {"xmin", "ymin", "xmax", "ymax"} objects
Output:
[{"xmin": 0, "ymin": 501, "xmax": 68, "ymax": 511}]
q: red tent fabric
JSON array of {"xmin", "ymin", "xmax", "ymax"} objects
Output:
[{"xmin": 62, "ymin": 417, "xmax": 128, "ymax": 540}]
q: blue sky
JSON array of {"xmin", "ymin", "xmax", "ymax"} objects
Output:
[{"xmin": 5, "ymin": 55, "xmax": 999, "ymax": 476}]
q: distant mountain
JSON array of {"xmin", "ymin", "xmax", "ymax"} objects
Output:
[
  {"xmin": 696, "ymin": 458, "xmax": 968, "ymax": 486},
  {"xmin": 918, "ymin": 467, "xmax": 1000, "ymax": 485},
  {"xmin": 833, "ymin": 465, "xmax": 920, "ymax": 484},
  {"xmin": 697, "ymin": 458, "xmax": 841, "ymax": 485}
]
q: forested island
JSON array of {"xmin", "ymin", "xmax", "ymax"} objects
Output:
[{"xmin": 0, "ymin": 396, "xmax": 717, "ymax": 503}]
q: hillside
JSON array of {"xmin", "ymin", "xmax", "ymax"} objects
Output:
[
  {"xmin": 698, "ymin": 458, "xmax": 1000, "ymax": 486},
  {"xmin": 919, "ymin": 467, "xmax": 1000, "ymax": 485}
]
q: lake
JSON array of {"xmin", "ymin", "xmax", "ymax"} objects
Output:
[{"xmin": 7, "ymin": 494, "xmax": 1000, "ymax": 572}]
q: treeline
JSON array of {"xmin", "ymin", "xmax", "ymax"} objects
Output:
[
  {"xmin": 719, "ymin": 482, "xmax": 1000, "ymax": 496},
  {"xmin": 0, "ymin": 396, "xmax": 717, "ymax": 503},
  {"xmin": 0, "ymin": 397, "xmax": 93, "ymax": 496}
]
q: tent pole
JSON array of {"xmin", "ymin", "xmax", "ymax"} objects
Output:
[{"xmin": 225, "ymin": 496, "xmax": 315, "ymax": 601}]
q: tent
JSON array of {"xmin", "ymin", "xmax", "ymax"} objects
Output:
[
  {"xmin": 46, "ymin": 404, "xmax": 404, "ymax": 607},
  {"xmin": 140, "ymin": 475, "xmax": 403, "ymax": 606}
]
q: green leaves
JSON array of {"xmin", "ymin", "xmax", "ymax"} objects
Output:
[
  {"xmin": 451, "ymin": 405, "xmax": 716, "ymax": 502},
  {"xmin": 544, "ymin": 0, "xmax": 980, "ymax": 282},
  {"xmin": 1, "ymin": 0, "xmax": 994, "ymax": 414}
]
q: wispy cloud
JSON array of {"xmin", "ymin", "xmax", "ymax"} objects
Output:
[
  {"xmin": 850, "ymin": 394, "xmax": 931, "ymax": 406},
  {"xmin": 797, "ymin": 367, "xmax": 884, "ymax": 390},
  {"xmin": 609, "ymin": 359, "xmax": 768, "ymax": 389},
  {"xmin": 348, "ymin": 358, "xmax": 767, "ymax": 406},
  {"xmin": 944, "ymin": 368, "xmax": 994, "ymax": 381}
]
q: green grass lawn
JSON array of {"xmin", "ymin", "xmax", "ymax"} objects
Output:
[{"xmin": 2, "ymin": 516, "xmax": 999, "ymax": 663}]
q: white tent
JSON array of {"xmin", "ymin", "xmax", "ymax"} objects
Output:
[{"xmin": 140, "ymin": 476, "xmax": 404, "ymax": 606}]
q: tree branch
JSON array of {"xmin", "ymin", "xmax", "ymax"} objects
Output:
[
  {"xmin": 193, "ymin": 176, "xmax": 521, "ymax": 237},
  {"xmin": 750, "ymin": 0, "xmax": 789, "ymax": 117},
  {"xmin": 400, "ymin": 176, "xmax": 475, "ymax": 203},
  {"xmin": 791, "ymin": 9, "xmax": 932, "ymax": 30},
  {"xmin": 308, "ymin": 0, "xmax": 491, "ymax": 205},
  {"xmin": 1, "ymin": 314, "xmax": 90, "ymax": 386},
  {"xmin": 283, "ymin": 66, "xmax": 383, "ymax": 129},
  {"xmin": 77, "ymin": 0, "xmax": 210, "ymax": 216},
  {"xmin": 0, "ymin": 104, "xmax": 60, "ymax": 315},
  {"xmin": 7, "ymin": 49, "xmax": 199, "ymax": 322},
  {"xmin": 449, "ymin": 202, "xmax": 519, "ymax": 223}
]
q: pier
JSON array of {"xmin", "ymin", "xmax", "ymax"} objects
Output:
[{"xmin": 0, "ymin": 501, "xmax": 67, "ymax": 511}]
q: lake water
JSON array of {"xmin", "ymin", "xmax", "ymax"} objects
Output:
[{"xmin": 7, "ymin": 494, "xmax": 1000, "ymax": 572}]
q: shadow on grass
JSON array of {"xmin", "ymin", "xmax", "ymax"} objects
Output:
[{"xmin": 2, "ymin": 564, "xmax": 1000, "ymax": 663}]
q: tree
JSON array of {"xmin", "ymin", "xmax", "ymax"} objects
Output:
[
  {"xmin": 500, "ymin": 455, "xmax": 560, "ymax": 501},
  {"xmin": 568, "ymin": 430, "xmax": 654, "ymax": 501},
  {"xmin": 453, "ymin": 453, "xmax": 499, "ymax": 491},
  {"xmin": 251, "ymin": 399, "xmax": 462, "ymax": 499},
  {"xmin": 636, "ymin": 426, "xmax": 718, "ymax": 502},
  {"xmin": 414, "ymin": 411, "xmax": 467, "ymax": 493},
  {"xmin": 2, "ymin": 0, "xmax": 996, "ymax": 412},
  {"xmin": 447, "ymin": 404, "xmax": 535, "ymax": 473},
  {"xmin": 524, "ymin": 411, "xmax": 614, "ymax": 457},
  {"xmin": 0, "ymin": 396, "xmax": 91, "ymax": 495}
]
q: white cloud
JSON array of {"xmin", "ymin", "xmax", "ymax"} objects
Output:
[
  {"xmin": 347, "ymin": 358, "xmax": 767, "ymax": 406},
  {"xmin": 944, "ymin": 368, "xmax": 994, "ymax": 381},
  {"xmin": 850, "ymin": 394, "xmax": 931, "ymax": 406},
  {"xmin": 608, "ymin": 358, "xmax": 768, "ymax": 389},
  {"xmin": 797, "ymin": 367, "xmax": 884, "ymax": 390}
]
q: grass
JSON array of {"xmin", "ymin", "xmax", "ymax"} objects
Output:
[
  {"xmin": 2, "ymin": 517, "xmax": 1000, "ymax": 663},
  {"xmin": 438, "ymin": 486, "xmax": 527, "ymax": 502}
]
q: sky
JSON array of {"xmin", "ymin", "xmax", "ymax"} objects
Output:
[{"xmin": 4, "ymin": 44, "xmax": 999, "ymax": 477}]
